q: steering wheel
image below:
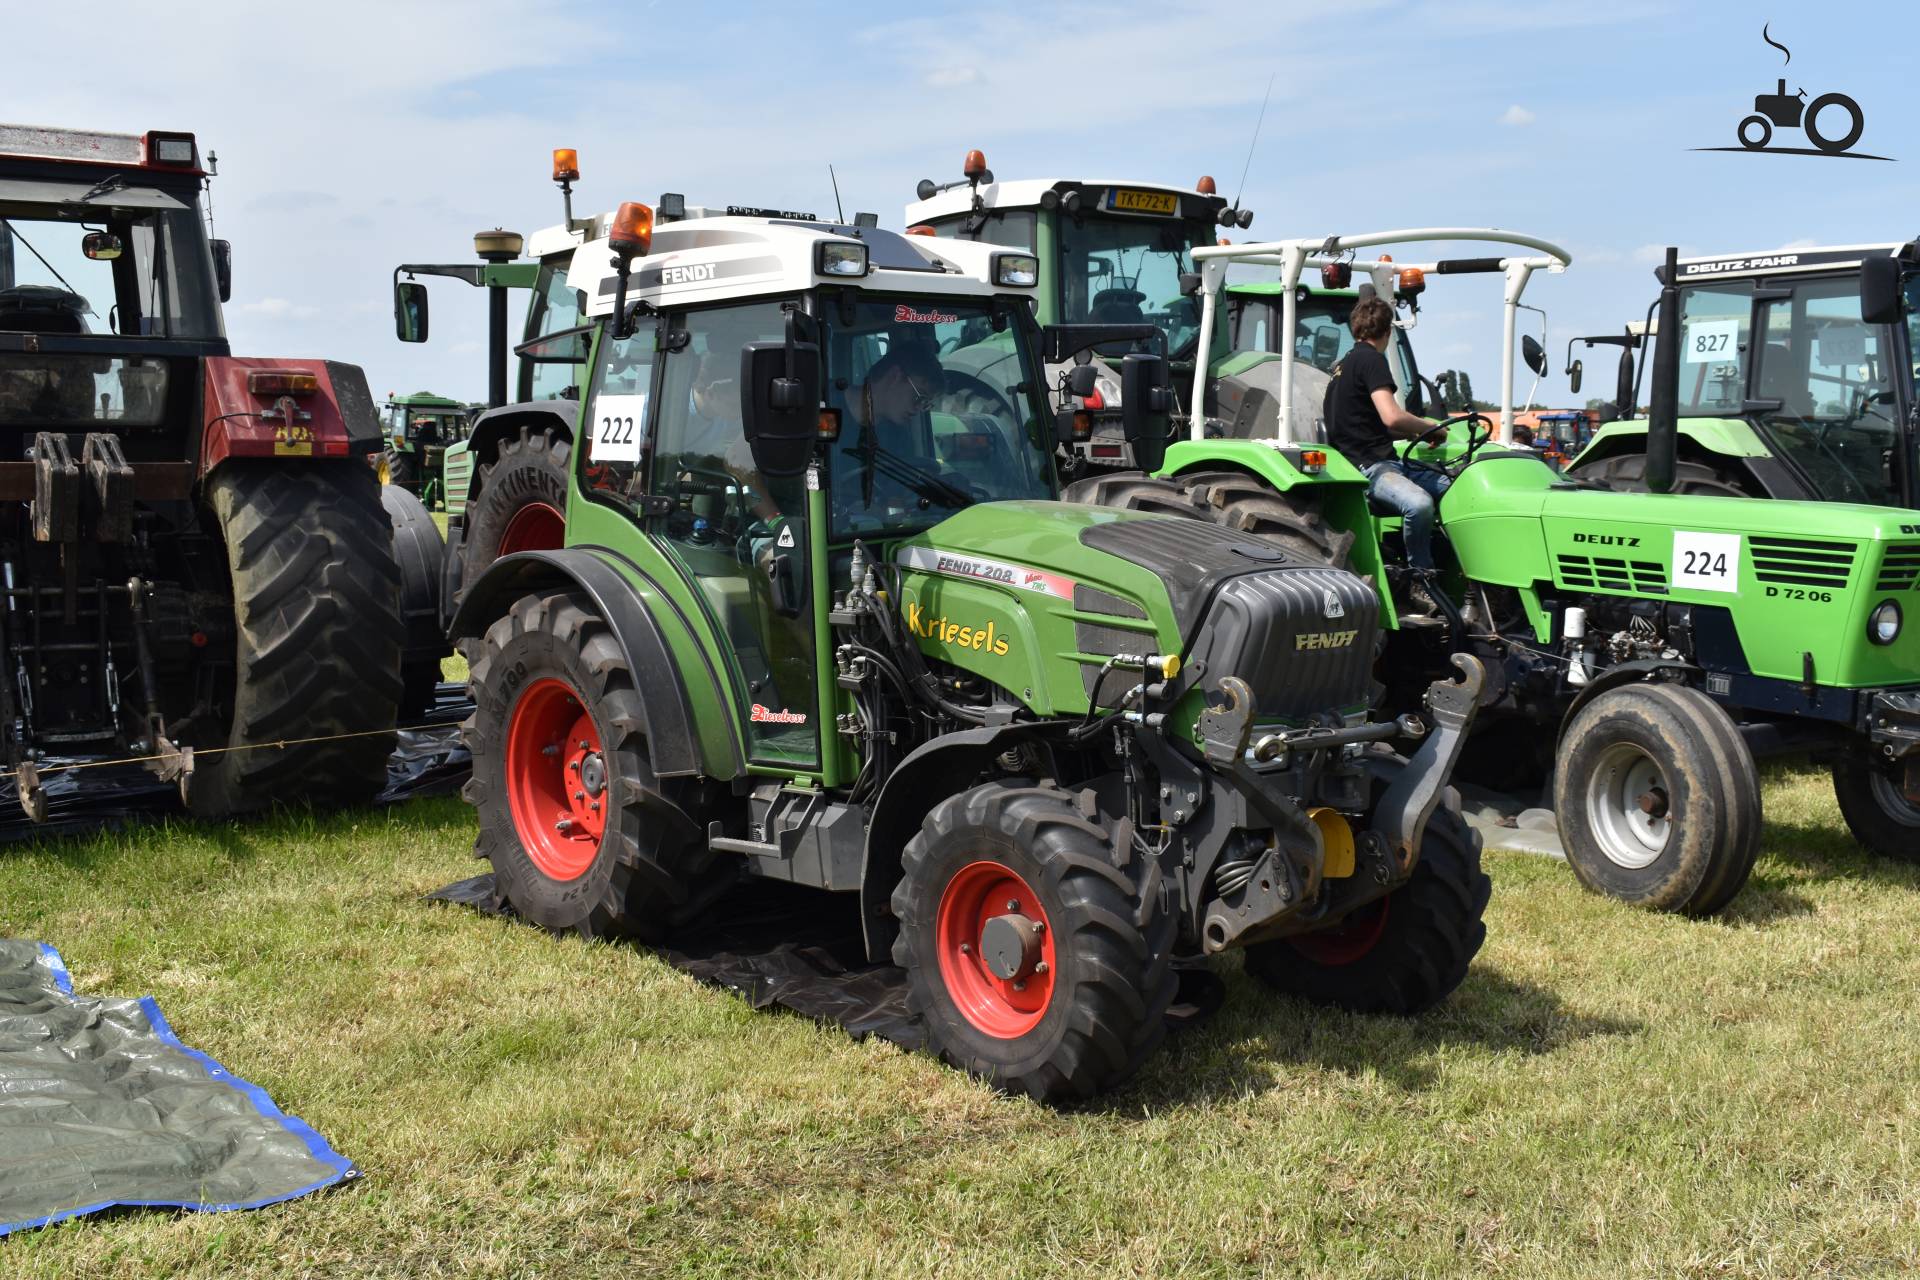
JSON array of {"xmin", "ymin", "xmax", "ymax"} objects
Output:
[
  {"xmin": 664, "ymin": 462, "xmax": 757, "ymax": 542},
  {"xmin": 937, "ymin": 368, "xmax": 1017, "ymax": 423},
  {"xmin": 1399, "ymin": 413, "xmax": 1493, "ymax": 474}
]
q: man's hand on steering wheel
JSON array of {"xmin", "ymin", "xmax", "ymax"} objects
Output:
[{"xmin": 1400, "ymin": 412, "xmax": 1493, "ymax": 474}]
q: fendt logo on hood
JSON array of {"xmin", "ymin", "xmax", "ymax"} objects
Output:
[{"xmin": 1296, "ymin": 629, "xmax": 1359, "ymax": 651}]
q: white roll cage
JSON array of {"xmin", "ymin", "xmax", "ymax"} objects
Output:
[{"xmin": 1186, "ymin": 228, "xmax": 1573, "ymax": 447}]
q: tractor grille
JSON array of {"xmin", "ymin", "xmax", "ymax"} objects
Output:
[
  {"xmin": 1073, "ymin": 585, "xmax": 1155, "ymax": 698},
  {"xmin": 1557, "ymin": 554, "xmax": 1668, "ymax": 595},
  {"xmin": 1875, "ymin": 542, "xmax": 1920, "ymax": 592},
  {"xmin": 1748, "ymin": 535, "xmax": 1857, "ymax": 589}
]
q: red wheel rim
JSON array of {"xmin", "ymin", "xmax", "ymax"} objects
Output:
[
  {"xmin": 934, "ymin": 860, "xmax": 1057, "ymax": 1039},
  {"xmin": 1290, "ymin": 896, "xmax": 1390, "ymax": 967},
  {"xmin": 499, "ymin": 501, "xmax": 565, "ymax": 555},
  {"xmin": 505, "ymin": 678, "xmax": 606, "ymax": 881}
]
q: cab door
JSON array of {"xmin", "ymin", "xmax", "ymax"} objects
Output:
[{"xmin": 646, "ymin": 301, "xmax": 819, "ymax": 769}]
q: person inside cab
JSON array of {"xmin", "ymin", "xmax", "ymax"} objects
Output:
[
  {"xmin": 834, "ymin": 340, "xmax": 963, "ymax": 525},
  {"xmin": 1324, "ymin": 295, "xmax": 1449, "ymax": 591}
]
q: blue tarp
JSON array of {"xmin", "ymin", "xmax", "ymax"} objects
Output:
[{"xmin": 0, "ymin": 942, "xmax": 356, "ymax": 1236}]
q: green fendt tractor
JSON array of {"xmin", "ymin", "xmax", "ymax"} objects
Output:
[
  {"xmin": 1567, "ymin": 244, "xmax": 1920, "ymax": 504},
  {"xmin": 379, "ymin": 389, "xmax": 470, "ymax": 506},
  {"xmin": 449, "ymin": 199, "xmax": 1493, "ymax": 1100},
  {"xmin": 1073, "ymin": 228, "xmax": 1920, "ymax": 913}
]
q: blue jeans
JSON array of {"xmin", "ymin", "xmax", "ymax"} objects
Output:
[{"xmin": 1364, "ymin": 461, "xmax": 1451, "ymax": 570}]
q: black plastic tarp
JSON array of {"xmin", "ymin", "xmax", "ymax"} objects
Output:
[
  {"xmin": 430, "ymin": 874, "xmax": 1225, "ymax": 1054},
  {"xmin": 0, "ymin": 686, "xmax": 473, "ymax": 843},
  {"xmin": 0, "ymin": 941, "xmax": 356, "ymax": 1235}
]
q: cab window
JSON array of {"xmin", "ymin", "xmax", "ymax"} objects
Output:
[{"xmin": 518, "ymin": 259, "xmax": 588, "ymax": 401}]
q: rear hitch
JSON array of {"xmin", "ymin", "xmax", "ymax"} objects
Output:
[{"xmin": 1372, "ymin": 653, "xmax": 1486, "ymax": 869}]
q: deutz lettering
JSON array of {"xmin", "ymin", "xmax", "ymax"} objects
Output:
[
  {"xmin": 905, "ymin": 602, "xmax": 1011, "ymax": 655},
  {"xmin": 1684, "ymin": 254, "xmax": 1800, "ymax": 275},
  {"xmin": 1295, "ymin": 630, "xmax": 1359, "ymax": 651},
  {"xmin": 1573, "ymin": 532, "xmax": 1642, "ymax": 547}
]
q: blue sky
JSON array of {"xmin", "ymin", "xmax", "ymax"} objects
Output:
[{"xmin": 13, "ymin": 0, "xmax": 1918, "ymax": 408}]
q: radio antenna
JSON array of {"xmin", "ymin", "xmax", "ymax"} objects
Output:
[
  {"xmin": 1230, "ymin": 74, "xmax": 1274, "ymax": 215},
  {"xmin": 829, "ymin": 164, "xmax": 847, "ymax": 224}
]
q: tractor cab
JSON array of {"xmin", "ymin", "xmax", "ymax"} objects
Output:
[
  {"xmin": 1225, "ymin": 281, "xmax": 1430, "ymax": 419},
  {"xmin": 1571, "ymin": 244, "xmax": 1920, "ymax": 505},
  {"xmin": 905, "ymin": 160, "xmax": 1238, "ymax": 470}
]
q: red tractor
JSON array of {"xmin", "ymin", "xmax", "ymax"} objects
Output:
[{"xmin": 0, "ymin": 123, "xmax": 445, "ymax": 819}]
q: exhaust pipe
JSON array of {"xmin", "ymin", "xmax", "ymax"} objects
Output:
[{"xmin": 1645, "ymin": 246, "xmax": 1682, "ymax": 494}]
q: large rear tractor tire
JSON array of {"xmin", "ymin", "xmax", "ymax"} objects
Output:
[
  {"xmin": 463, "ymin": 590, "xmax": 728, "ymax": 940},
  {"xmin": 187, "ymin": 462, "xmax": 404, "ymax": 817},
  {"xmin": 1568, "ymin": 452, "xmax": 1758, "ymax": 498},
  {"xmin": 460, "ymin": 425, "xmax": 571, "ymax": 591},
  {"xmin": 1060, "ymin": 471, "xmax": 1210, "ymax": 521},
  {"xmin": 1178, "ymin": 468, "xmax": 1356, "ymax": 569},
  {"xmin": 382, "ymin": 447, "xmax": 419, "ymax": 494},
  {"xmin": 1831, "ymin": 749, "xmax": 1920, "ymax": 861},
  {"xmin": 1554, "ymin": 682, "xmax": 1760, "ymax": 914},
  {"xmin": 381, "ymin": 484, "xmax": 450, "ymax": 719},
  {"xmin": 892, "ymin": 781, "xmax": 1176, "ymax": 1102},
  {"xmin": 1244, "ymin": 790, "xmax": 1488, "ymax": 1014}
]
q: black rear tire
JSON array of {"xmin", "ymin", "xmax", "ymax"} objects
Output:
[
  {"xmin": 187, "ymin": 463, "xmax": 404, "ymax": 817},
  {"xmin": 460, "ymin": 425, "xmax": 571, "ymax": 595},
  {"xmin": 1063, "ymin": 467, "xmax": 1354, "ymax": 568},
  {"xmin": 1831, "ymin": 749, "xmax": 1920, "ymax": 861},
  {"xmin": 892, "ymin": 781, "xmax": 1176, "ymax": 1102},
  {"xmin": 383, "ymin": 448, "xmax": 420, "ymax": 494},
  {"xmin": 1244, "ymin": 793, "xmax": 1487, "ymax": 1015},
  {"xmin": 380, "ymin": 483, "xmax": 450, "ymax": 720},
  {"xmin": 1569, "ymin": 452, "xmax": 1759, "ymax": 498},
  {"xmin": 1060, "ymin": 471, "xmax": 1210, "ymax": 520},
  {"xmin": 1553, "ymin": 682, "xmax": 1761, "ymax": 914},
  {"xmin": 463, "ymin": 590, "xmax": 726, "ymax": 939}
]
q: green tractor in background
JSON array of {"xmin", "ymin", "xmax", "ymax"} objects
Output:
[
  {"xmin": 379, "ymin": 389, "xmax": 470, "ymax": 507},
  {"xmin": 449, "ymin": 198, "xmax": 1493, "ymax": 1101},
  {"xmin": 1567, "ymin": 244, "xmax": 1919, "ymax": 503},
  {"xmin": 1073, "ymin": 228, "xmax": 1920, "ymax": 913},
  {"xmin": 393, "ymin": 150, "xmax": 602, "ymax": 618}
]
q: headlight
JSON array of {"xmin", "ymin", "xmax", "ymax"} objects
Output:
[
  {"xmin": 992, "ymin": 252, "xmax": 1038, "ymax": 287},
  {"xmin": 815, "ymin": 241, "xmax": 869, "ymax": 277},
  {"xmin": 1870, "ymin": 599, "xmax": 1903, "ymax": 645}
]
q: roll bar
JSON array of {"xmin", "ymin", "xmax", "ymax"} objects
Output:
[{"xmin": 1187, "ymin": 228, "xmax": 1572, "ymax": 446}]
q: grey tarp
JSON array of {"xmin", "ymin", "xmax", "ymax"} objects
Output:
[{"xmin": 0, "ymin": 942, "xmax": 355, "ymax": 1235}]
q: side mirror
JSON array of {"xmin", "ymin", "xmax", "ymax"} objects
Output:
[
  {"xmin": 1065, "ymin": 364, "xmax": 1099, "ymax": 398},
  {"xmin": 740, "ymin": 340, "xmax": 821, "ymax": 477},
  {"xmin": 1568, "ymin": 358, "xmax": 1584, "ymax": 395},
  {"xmin": 395, "ymin": 280, "xmax": 428, "ymax": 343},
  {"xmin": 1614, "ymin": 349, "xmax": 1636, "ymax": 420},
  {"xmin": 1861, "ymin": 255, "xmax": 1904, "ymax": 325},
  {"xmin": 1522, "ymin": 334, "xmax": 1548, "ymax": 377},
  {"xmin": 1120, "ymin": 353, "xmax": 1172, "ymax": 472},
  {"xmin": 1178, "ymin": 272, "xmax": 1202, "ymax": 297},
  {"xmin": 211, "ymin": 239, "xmax": 232, "ymax": 303}
]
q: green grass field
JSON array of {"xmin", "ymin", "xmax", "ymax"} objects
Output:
[{"xmin": 3, "ymin": 765, "xmax": 1917, "ymax": 1278}]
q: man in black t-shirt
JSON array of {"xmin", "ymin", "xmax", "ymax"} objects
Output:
[{"xmin": 1322, "ymin": 295, "xmax": 1450, "ymax": 570}]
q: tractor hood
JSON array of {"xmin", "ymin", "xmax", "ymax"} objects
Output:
[
  {"xmin": 895, "ymin": 501, "xmax": 1379, "ymax": 719},
  {"xmin": 1441, "ymin": 454, "xmax": 1920, "ymax": 689}
]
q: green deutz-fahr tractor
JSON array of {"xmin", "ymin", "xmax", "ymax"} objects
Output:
[
  {"xmin": 449, "ymin": 199, "xmax": 1493, "ymax": 1100},
  {"xmin": 1075, "ymin": 228, "xmax": 1920, "ymax": 913}
]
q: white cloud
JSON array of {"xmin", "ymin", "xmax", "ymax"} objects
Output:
[{"xmin": 1499, "ymin": 105, "xmax": 1535, "ymax": 127}]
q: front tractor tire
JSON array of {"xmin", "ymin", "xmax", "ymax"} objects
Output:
[
  {"xmin": 1830, "ymin": 748, "xmax": 1920, "ymax": 861},
  {"xmin": 1553, "ymin": 682, "xmax": 1761, "ymax": 915},
  {"xmin": 187, "ymin": 462, "xmax": 405, "ymax": 817},
  {"xmin": 892, "ymin": 782, "xmax": 1176, "ymax": 1103},
  {"xmin": 1243, "ymin": 794, "xmax": 1488, "ymax": 1014},
  {"xmin": 460, "ymin": 425, "xmax": 570, "ymax": 590},
  {"xmin": 463, "ymin": 590, "xmax": 723, "ymax": 940}
]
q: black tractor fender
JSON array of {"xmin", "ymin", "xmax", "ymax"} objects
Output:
[
  {"xmin": 1557, "ymin": 658, "xmax": 1703, "ymax": 742},
  {"xmin": 858, "ymin": 722, "xmax": 1052, "ymax": 962},
  {"xmin": 449, "ymin": 547, "xmax": 744, "ymax": 781},
  {"xmin": 456, "ymin": 401, "xmax": 577, "ymax": 511}
]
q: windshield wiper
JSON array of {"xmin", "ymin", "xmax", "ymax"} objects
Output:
[{"xmin": 77, "ymin": 173, "xmax": 129, "ymax": 204}]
